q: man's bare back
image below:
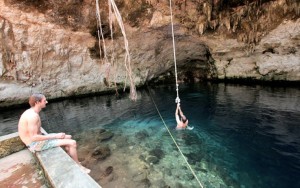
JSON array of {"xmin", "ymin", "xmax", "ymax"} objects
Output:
[
  {"xmin": 175, "ymin": 104, "xmax": 189, "ymax": 129},
  {"xmin": 18, "ymin": 108, "xmax": 42, "ymax": 145}
]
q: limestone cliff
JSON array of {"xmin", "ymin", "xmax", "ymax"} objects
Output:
[{"xmin": 0, "ymin": 0, "xmax": 299, "ymax": 107}]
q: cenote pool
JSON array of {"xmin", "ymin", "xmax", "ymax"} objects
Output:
[{"xmin": 1, "ymin": 83, "xmax": 300, "ymax": 188}]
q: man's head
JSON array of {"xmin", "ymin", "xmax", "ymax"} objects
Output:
[
  {"xmin": 181, "ymin": 115, "xmax": 187, "ymax": 123},
  {"xmin": 29, "ymin": 93, "xmax": 47, "ymax": 107}
]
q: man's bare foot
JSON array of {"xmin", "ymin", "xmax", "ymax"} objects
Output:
[{"xmin": 79, "ymin": 164, "xmax": 91, "ymax": 174}]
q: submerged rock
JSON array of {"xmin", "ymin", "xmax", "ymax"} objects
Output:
[
  {"xmin": 149, "ymin": 148, "xmax": 165, "ymax": 160},
  {"xmin": 174, "ymin": 182, "xmax": 184, "ymax": 188},
  {"xmin": 75, "ymin": 129, "xmax": 114, "ymax": 147},
  {"xmin": 98, "ymin": 130, "xmax": 114, "ymax": 142},
  {"xmin": 135, "ymin": 130, "xmax": 150, "ymax": 140},
  {"xmin": 104, "ymin": 166, "xmax": 113, "ymax": 176},
  {"xmin": 146, "ymin": 155, "xmax": 159, "ymax": 164},
  {"xmin": 91, "ymin": 145, "xmax": 111, "ymax": 160},
  {"xmin": 152, "ymin": 179, "xmax": 167, "ymax": 188},
  {"xmin": 137, "ymin": 178, "xmax": 151, "ymax": 188},
  {"xmin": 185, "ymin": 152, "xmax": 203, "ymax": 165},
  {"xmin": 99, "ymin": 166, "xmax": 113, "ymax": 179},
  {"xmin": 132, "ymin": 171, "xmax": 148, "ymax": 182},
  {"xmin": 113, "ymin": 135, "xmax": 129, "ymax": 148},
  {"xmin": 133, "ymin": 171, "xmax": 151, "ymax": 188}
]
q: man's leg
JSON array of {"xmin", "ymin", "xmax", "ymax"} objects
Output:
[
  {"xmin": 63, "ymin": 135, "xmax": 72, "ymax": 153},
  {"xmin": 56, "ymin": 139, "xmax": 90, "ymax": 173},
  {"xmin": 64, "ymin": 135, "xmax": 72, "ymax": 139},
  {"xmin": 56, "ymin": 139, "xmax": 79, "ymax": 163}
]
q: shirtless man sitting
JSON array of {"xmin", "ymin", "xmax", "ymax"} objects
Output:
[
  {"xmin": 18, "ymin": 93, "xmax": 90, "ymax": 173},
  {"xmin": 175, "ymin": 103, "xmax": 189, "ymax": 129}
]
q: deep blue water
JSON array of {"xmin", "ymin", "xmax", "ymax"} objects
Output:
[{"xmin": 1, "ymin": 83, "xmax": 300, "ymax": 188}]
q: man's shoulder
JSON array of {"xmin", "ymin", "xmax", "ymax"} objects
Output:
[{"xmin": 22, "ymin": 109, "xmax": 39, "ymax": 119}]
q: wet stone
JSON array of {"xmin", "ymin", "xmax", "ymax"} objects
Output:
[
  {"xmin": 106, "ymin": 173, "xmax": 114, "ymax": 182},
  {"xmin": 135, "ymin": 130, "xmax": 149, "ymax": 140},
  {"xmin": 98, "ymin": 130, "xmax": 114, "ymax": 142},
  {"xmin": 0, "ymin": 136, "xmax": 26, "ymax": 158},
  {"xmin": 132, "ymin": 171, "xmax": 148, "ymax": 182},
  {"xmin": 153, "ymin": 179, "xmax": 167, "ymax": 188},
  {"xmin": 186, "ymin": 173, "xmax": 195, "ymax": 180},
  {"xmin": 149, "ymin": 148, "xmax": 165, "ymax": 160},
  {"xmin": 164, "ymin": 168, "xmax": 172, "ymax": 176},
  {"xmin": 104, "ymin": 166, "xmax": 113, "ymax": 176},
  {"xmin": 139, "ymin": 154, "xmax": 146, "ymax": 162},
  {"xmin": 98, "ymin": 166, "xmax": 114, "ymax": 181},
  {"xmin": 91, "ymin": 145, "xmax": 111, "ymax": 160},
  {"xmin": 114, "ymin": 135, "xmax": 128, "ymax": 148},
  {"xmin": 185, "ymin": 152, "xmax": 203, "ymax": 165},
  {"xmin": 197, "ymin": 168, "xmax": 208, "ymax": 173},
  {"xmin": 136, "ymin": 178, "xmax": 151, "ymax": 188},
  {"xmin": 146, "ymin": 155, "xmax": 159, "ymax": 164},
  {"xmin": 76, "ymin": 129, "xmax": 114, "ymax": 143},
  {"xmin": 174, "ymin": 182, "xmax": 184, "ymax": 188}
]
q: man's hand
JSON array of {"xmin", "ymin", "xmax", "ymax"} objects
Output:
[{"xmin": 56, "ymin": 133, "xmax": 66, "ymax": 139}]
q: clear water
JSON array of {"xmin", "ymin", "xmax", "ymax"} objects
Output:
[{"xmin": 1, "ymin": 83, "xmax": 300, "ymax": 188}]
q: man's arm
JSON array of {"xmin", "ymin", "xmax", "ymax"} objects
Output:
[
  {"xmin": 27, "ymin": 114, "xmax": 64, "ymax": 141},
  {"xmin": 175, "ymin": 104, "xmax": 181, "ymax": 124},
  {"xmin": 40, "ymin": 127, "xmax": 48, "ymax": 135},
  {"xmin": 175, "ymin": 104, "xmax": 179, "ymax": 115},
  {"xmin": 178, "ymin": 106, "xmax": 184, "ymax": 117}
]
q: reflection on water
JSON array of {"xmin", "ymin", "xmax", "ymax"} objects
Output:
[{"xmin": 1, "ymin": 83, "xmax": 300, "ymax": 187}]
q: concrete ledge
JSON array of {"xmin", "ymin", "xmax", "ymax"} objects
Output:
[
  {"xmin": 0, "ymin": 132, "xmax": 26, "ymax": 158},
  {"xmin": 1, "ymin": 132, "xmax": 101, "ymax": 188},
  {"xmin": 36, "ymin": 147, "xmax": 101, "ymax": 188}
]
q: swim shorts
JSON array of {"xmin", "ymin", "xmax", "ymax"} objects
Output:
[{"xmin": 27, "ymin": 139, "xmax": 59, "ymax": 153}]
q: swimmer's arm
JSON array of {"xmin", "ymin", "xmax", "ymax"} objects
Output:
[
  {"xmin": 175, "ymin": 114, "xmax": 181, "ymax": 125},
  {"xmin": 175, "ymin": 104, "xmax": 179, "ymax": 115},
  {"xmin": 178, "ymin": 106, "xmax": 184, "ymax": 117},
  {"xmin": 175, "ymin": 105, "xmax": 181, "ymax": 122}
]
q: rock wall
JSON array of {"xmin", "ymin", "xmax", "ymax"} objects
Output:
[
  {"xmin": 0, "ymin": 1, "xmax": 102, "ymax": 106},
  {"xmin": 0, "ymin": 0, "xmax": 299, "ymax": 107},
  {"xmin": 203, "ymin": 19, "xmax": 300, "ymax": 81}
]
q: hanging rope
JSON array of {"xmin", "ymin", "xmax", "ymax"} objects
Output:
[
  {"xmin": 166, "ymin": 2, "xmax": 203, "ymax": 187},
  {"xmin": 95, "ymin": 0, "xmax": 109, "ymax": 63},
  {"xmin": 147, "ymin": 86, "xmax": 204, "ymax": 188},
  {"xmin": 107, "ymin": 1, "xmax": 120, "ymax": 96},
  {"xmin": 94, "ymin": 0, "xmax": 137, "ymax": 100},
  {"xmin": 108, "ymin": 0, "xmax": 137, "ymax": 101},
  {"xmin": 169, "ymin": 0, "xmax": 180, "ymax": 104},
  {"xmin": 108, "ymin": 1, "xmax": 115, "ymax": 65}
]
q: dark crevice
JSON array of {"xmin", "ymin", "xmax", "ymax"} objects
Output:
[{"xmin": 262, "ymin": 48, "xmax": 275, "ymax": 54}]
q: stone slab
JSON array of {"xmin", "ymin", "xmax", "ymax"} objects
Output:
[
  {"xmin": 36, "ymin": 146, "xmax": 101, "ymax": 188},
  {"xmin": 0, "ymin": 132, "xmax": 26, "ymax": 158},
  {"xmin": 0, "ymin": 149, "xmax": 47, "ymax": 187},
  {"xmin": 0, "ymin": 131, "xmax": 101, "ymax": 188}
]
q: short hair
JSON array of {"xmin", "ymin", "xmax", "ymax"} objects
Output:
[
  {"xmin": 29, "ymin": 93, "xmax": 45, "ymax": 107},
  {"xmin": 182, "ymin": 118, "xmax": 187, "ymax": 123}
]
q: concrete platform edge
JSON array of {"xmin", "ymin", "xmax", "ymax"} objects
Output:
[
  {"xmin": 1, "ymin": 132, "xmax": 101, "ymax": 188},
  {"xmin": 35, "ymin": 147, "xmax": 101, "ymax": 188},
  {"xmin": 0, "ymin": 132, "xmax": 26, "ymax": 158}
]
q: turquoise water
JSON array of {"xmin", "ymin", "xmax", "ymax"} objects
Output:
[{"xmin": 1, "ymin": 83, "xmax": 300, "ymax": 187}]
